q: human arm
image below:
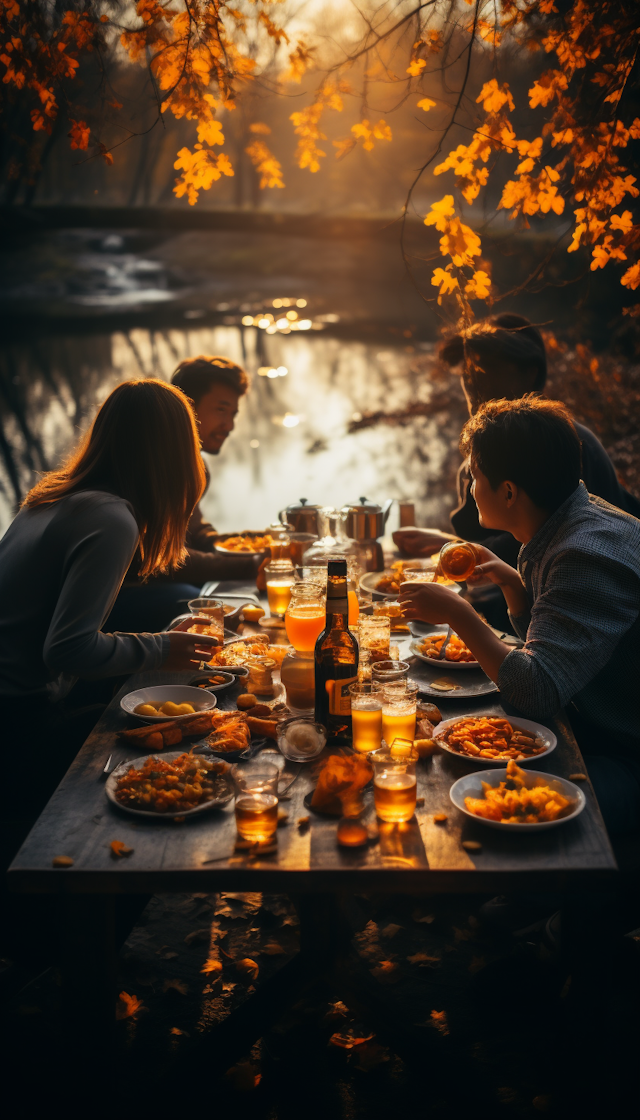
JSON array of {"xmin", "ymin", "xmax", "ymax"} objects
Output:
[
  {"xmin": 398, "ymin": 581, "xmax": 514, "ymax": 683},
  {"xmin": 392, "ymin": 527, "xmax": 456, "ymax": 557}
]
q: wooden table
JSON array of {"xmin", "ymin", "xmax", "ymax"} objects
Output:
[{"xmin": 7, "ymin": 623, "xmax": 617, "ymax": 1076}]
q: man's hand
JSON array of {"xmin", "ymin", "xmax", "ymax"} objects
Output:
[
  {"xmin": 398, "ymin": 581, "xmax": 462, "ymax": 626},
  {"xmin": 465, "ymin": 545, "xmax": 529, "ymax": 617},
  {"xmin": 162, "ymin": 630, "xmax": 222, "ymax": 671},
  {"xmin": 392, "ymin": 527, "xmax": 456, "ymax": 557}
]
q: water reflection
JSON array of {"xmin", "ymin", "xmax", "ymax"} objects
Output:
[{"xmin": 0, "ymin": 326, "xmax": 463, "ymax": 534}]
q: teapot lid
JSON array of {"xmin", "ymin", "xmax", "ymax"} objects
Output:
[
  {"xmin": 285, "ymin": 497, "xmax": 322, "ymax": 513},
  {"xmin": 343, "ymin": 496, "xmax": 382, "ymax": 514}
]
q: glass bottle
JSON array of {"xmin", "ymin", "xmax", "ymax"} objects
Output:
[{"xmin": 314, "ymin": 558, "xmax": 359, "ymax": 744}]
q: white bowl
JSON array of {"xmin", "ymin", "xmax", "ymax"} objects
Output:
[
  {"xmin": 449, "ymin": 768, "xmax": 585, "ymax": 831},
  {"xmin": 121, "ymin": 685, "xmax": 218, "ymax": 723},
  {"xmin": 434, "ymin": 715, "xmax": 557, "ymax": 766}
]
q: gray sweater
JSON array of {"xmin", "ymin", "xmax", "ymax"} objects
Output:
[
  {"xmin": 0, "ymin": 490, "xmax": 169, "ymax": 699},
  {"xmin": 497, "ymin": 484, "xmax": 640, "ymax": 750}
]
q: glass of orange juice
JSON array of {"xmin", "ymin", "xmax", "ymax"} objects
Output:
[
  {"xmin": 265, "ymin": 560, "xmax": 296, "ymax": 617},
  {"xmin": 380, "ymin": 681, "xmax": 418, "ymax": 746},
  {"xmin": 349, "ymin": 682, "xmax": 383, "ymax": 753},
  {"xmin": 285, "ymin": 581, "xmax": 326, "ymax": 650}
]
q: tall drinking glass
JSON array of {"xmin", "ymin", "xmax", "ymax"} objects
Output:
[
  {"xmin": 265, "ymin": 559, "xmax": 296, "ymax": 617},
  {"xmin": 357, "ymin": 614, "xmax": 391, "ymax": 663},
  {"xmin": 349, "ymin": 682, "xmax": 383, "ymax": 753},
  {"xmin": 381, "ymin": 681, "xmax": 419, "ymax": 746}
]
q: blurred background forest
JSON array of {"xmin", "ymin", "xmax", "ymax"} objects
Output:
[{"xmin": 0, "ymin": 0, "xmax": 638, "ymax": 533}]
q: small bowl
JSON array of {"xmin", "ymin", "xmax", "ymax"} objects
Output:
[
  {"xmin": 121, "ymin": 685, "xmax": 218, "ymax": 723},
  {"xmin": 277, "ymin": 718, "xmax": 327, "ymax": 762},
  {"xmin": 190, "ymin": 670, "xmax": 236, "ymax": 693}
]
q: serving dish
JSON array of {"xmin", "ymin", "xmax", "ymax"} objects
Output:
[
  {"xmin": 214, "ymin": 531, "xmax": 272, "ymax": 555},
  {"xmin": 190, "ymin": 670, "xmax": 236, "ymax": 693},
  {"xmin": 410, "ymin": 638, "xmax": 479, "ymax": 670},
  {"xmin": 106, "ymin": 750, "xmax": 234, "ymax": 818},
  {"xmin": 434, "ymin": 715, "xmax": 557, "ymax": 766},
  {"xmin": 120, "ymin": 685, "xmax": 218, "ymax": 724},
  {"xmin": 449, "ymin": 768, "xmax": 585, "ymax": 831}
]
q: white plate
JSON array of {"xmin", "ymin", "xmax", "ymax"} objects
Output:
[
  {"xmin": 214, "ymin": 531, "xmax": 271, "ymax": 555},
  {"xmin": 449, "ymin": 768, "xmax": 586, "ymax": 831},
  {"xmin": 410, "ymin": 637, "xmax": 479, "ymax": 670},
  {"xmin": 106, "ymin": 750, "xmax": 235, "ymax": 818},
  {"xmin": 434, "ymin": 715, "xmax": 557, "ymax": 766},
  {"xmin": 120, "ymin": 685, "xmax": 218, "ymax": 724}
]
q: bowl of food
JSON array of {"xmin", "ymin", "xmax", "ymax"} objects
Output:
[
  {"xmin": 121, "ymin": 685, "xmax": 218, "ymax": 723},
  {"xmin": 449, "ymin": 760, "xmax": 585, "ymax": 831},
  {"xmin": 191, "ymin": 671, "xmax": 236, "ymax": 692},
  {"xmin": 214, "ymin": 531, "xmax": 273, "ymax": 555},
  {"xmin": 410, "ymin": 633, "xmax": 479, "ymax": 667},
  {"xmin": 434, "ymin": 715, "xmax": 556, "ymax": 765}
]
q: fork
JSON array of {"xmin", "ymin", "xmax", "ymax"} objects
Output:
[{"xmin": 437, "ymin": 626, "xmax": 453, "ymax": 660}]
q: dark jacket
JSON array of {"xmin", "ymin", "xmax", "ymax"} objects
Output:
[{"xmin": 451, "ymin": 421, "xmax": 640, "ymax": 566}]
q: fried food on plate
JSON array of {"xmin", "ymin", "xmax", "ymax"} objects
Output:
[
  {"xmin": 464, "ymin": 759, "xmax": 574, "ymax": 823},
  {"xmin": 115, "ymin": 751, "xmax": 231, "ymax": 814},
  {"xmin": 438, "ymin": 716, "xmax": 548, "ymax": 761},
  {"xmin": 207, "ymin": 638, "xmax": 270, "ymax": 667},
  {"xmin": 418, "ymin": 633, "xmax": 476, "ymax": 663},
  {"xmin": 217, "ymin": 533, "xmax": 273, "ymax": 552},
  {"xmin": 202, "ymin": 710, "xmax": 251, "ymax": 754}
]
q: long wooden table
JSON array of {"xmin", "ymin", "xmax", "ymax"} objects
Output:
[{"xmin": 7, "ymin": 613, "xmax": 617, "ymax": 1074}]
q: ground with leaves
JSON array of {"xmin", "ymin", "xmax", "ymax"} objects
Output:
[{"xmin": 2, "ymin": 886, "xmax": 639, "ymax": 1117}]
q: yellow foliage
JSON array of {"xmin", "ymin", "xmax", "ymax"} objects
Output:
[
  {"xmin": 431, "ymin": 267, "xmax": 459, "ymax": 303},
  {"xmin": 174, "ymin": 146, "xmax": 234, "ymax": 205},
  {"xmin": 465, "ymin": 270, "xmax": 492, "ymax": 300},
  {"xmin": 424, "ymin": 195, "xmax": 456, "ymax": 232},
  {"xmin": 621, "ymin": 263, "xmax": 640, "ymax": 290},
  {"xmin": 417, "ymin": 98, "xmax": 436, "ymax": 112},
  {"xmin": 246, "ymin": 138, "xmax": 284, "ymax": 189},
  {"xmin": 407, "ymin": 59, "xmax": 426, "ymax": 76},
  {"xmin": 610, "ymin": 210, "xmax": 633, "ymax": 235},
  {"xmin": 476, "ymin": 79, "xmax": 514, "ymax": 114},
  {"xmin": 290, "ymin": 82, "xmax": 347, "ymax": 173},
  {"xmin": 351, "ymin": 119, "xmax": 392, "ymax": 152},
  {"xmin": 528, "ymin": 70, "xmax": 568, "ymax": 108}
]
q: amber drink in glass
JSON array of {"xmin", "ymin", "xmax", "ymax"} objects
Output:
[
  {"xmin": 372, "ymin": 741, "xmax": 418, "ymax": 823},
  {"xmin": 349, "ymin": 683, "xmax": 383, "ymax": 753},
  {"xmin": 234, "ymin": 765, "xmax": 279, "ymax": 843}
]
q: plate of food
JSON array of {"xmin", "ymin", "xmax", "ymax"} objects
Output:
[
  {"xmin": 190, "ymin": 671, "xmax": 236, "ymax": 692},
  {"xmin": 106, "ymin": 750, "xmax": 235, "ymax": 818},
  {"xmin": 195, "ymin": 708, "xmax": 280, "ymax": 760},
  {"xmin": 415, "ymin": 671, "xmax": 499, "ymax": 699},
  {"xmin": 206, "ymin": 635, "xmax": 272, "ymax": 670},
  {"xmin": 449, "ymin": 761, "xmax": 585, "ymax": 831},
  {"xmin": 360, "ymin": 560, "xmax": 462, "ymax": 600},
  {"xmin": 120, "ymin": 685, "xmax": 218, "ymax": 723},
  {"xmin": 410, "ymin": 633, "xmax": 479, "ymax": 668},
  {"xmin": 434, "ymin": 714, "xmax": 556, "ymax": 765},
  {"xmin": 214, "ymin": 531, "xmax": 273, "ymax": 555}
]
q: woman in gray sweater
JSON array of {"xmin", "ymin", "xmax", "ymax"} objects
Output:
[{"xmin": 0, "ymin": 378, "xmax": 220, "ymax": 714}]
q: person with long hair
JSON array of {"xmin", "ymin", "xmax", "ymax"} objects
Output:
[{"xmin": 0, "ymin": 378, "xmax": 220, "ymax": 716}]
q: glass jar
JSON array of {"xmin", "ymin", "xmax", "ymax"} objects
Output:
[
  {"xmin": 280, "ymin": 648, "xmax": 315, "ymax": 715},
  {"xmin": 371, "ymin": 741, "xmax": 418, "ymax": 822},
  {"xmin": 357, "ymin": 614, "xmax": 391, "ymax": 663},
  {"xmin": 285, "ymin": 581, "xmax": 326, "ymax": 651},
  {"xmin": 264, "ymin": 559, "xmax": 296, "ymax": 617},
  {"xmin": 246, "ymin": 655, "xmax": 277, "ymax": 697},
  {"xmin": 187, "ymin": 597, "xmax": 225, "ymax": 640}
]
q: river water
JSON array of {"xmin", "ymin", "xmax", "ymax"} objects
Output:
[{"xmin": 0, "ymin": 324, "xmax": 466, "ymax": 536}]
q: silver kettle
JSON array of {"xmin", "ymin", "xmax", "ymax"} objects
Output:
[
  {"xmin": 342, "ymin": 497, "xmax": 393, "ymax": 541},
  {"xmin": 279, "ymin": 498, "xmax": 323, "ymax": 536}
]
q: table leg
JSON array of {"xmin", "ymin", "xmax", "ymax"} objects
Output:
[{"xmin": 57, "ymin": 895, "xmax": 117, "ymax": 1054}]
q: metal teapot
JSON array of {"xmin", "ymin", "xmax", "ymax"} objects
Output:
[
  {"xmin": 342, "ymin": 497, "xmax": 393, "ymax": 542},
  {"xmin": 279, "ymin": 498, "xmax": 323, "ymax": 536}
]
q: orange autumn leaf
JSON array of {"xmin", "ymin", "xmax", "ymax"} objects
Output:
[
  {"xmin": 110, "ymin": 840, "xmax": 134, "ymax": 858},
  {"xmin": 235, "ymin": 957, "xmax": 259, "ymax": 980},
  {"xmin": 430, "ymin": 1009, "xmax": 450, "ymax": 1035},
  {"xmin": 116, "ymin": 991, "xmax": 144, "ymax": 1020},
  {"xmin": 201, "ymin": 958, "xmax": 223, "ymax": 975},
  {"xmin": 329, "ymin": 1028, "xmax": 375, "ymax": 1049}
]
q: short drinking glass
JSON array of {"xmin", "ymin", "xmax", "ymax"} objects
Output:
[
  {"xmin": 234, "ymin": 764, "xmax": 280, "ymax": 843},
  {"xmin": 349, "ymin": 682, "xmax": 383, "ymax": 754},
  {"xmin": 381, "ymin": 680, "xmax": 418, "ymax": 747},
  {"xmin": 372, "ymin": 741, "xmax": 418, "ymax": 823}
]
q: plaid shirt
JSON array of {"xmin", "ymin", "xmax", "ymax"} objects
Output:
[{"xmin": 498, "ymin": 483, "xmax": 640, "ymax": 750}]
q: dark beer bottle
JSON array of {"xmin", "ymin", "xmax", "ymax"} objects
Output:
[{"xmin": 314, "ymin": 558, "xmax": 359, "ymax": 743}]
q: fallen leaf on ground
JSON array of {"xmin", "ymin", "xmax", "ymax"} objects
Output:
[
  {"xmin": 110, "ymin": 840, "xmax": 134, "ymax": 858},
  {"xmin": 222, "ymin": 981, "xmax": 237, "ymax": 992},
  {"xmin": 225, "ymin": 1061, "xmax": 261, "ymax": 1092},
  {"xmin": 324, "ymin": 999, "xmax": 349, "ymax": 1021},
  {"xmin": 407, "ymin": 952, "xmax": 441, "ymax": 966},
  {"xmin": 263, "ymin": 941, "xmax": 286, "ymax": 955},
  {"xmin": 351, "ymin": 1041, "xmax": 390, "ymax": 1072},
  {"xmin": 116, "ymin": 992, "xmax": 144, "ymax": 1020},
  {"xmin": 370, "ymin": 960, "xmax": 399, "ymax": 982},
  {"xmin": 413, "ymin": 910, "xmax": 435, "ymax": 924},
  {"xmin": 297, "ymin": 816, "xmax": 310, "ymax": 830},
  {"xmin": 430, "ymin": 1009, "xmax": 450, "ymax": 1036},
  {"xmin": 329, "ymin": 1027, "xmax": 375, "ymax": 1049},
  {"xmin": 201, "ymin": 958, "xmax": 223, "ymax": 975},
  {"xmin": 433, "ymin": 813, "xmax": 448, "ymax": 824},
  {"xmin": 468, "ymin": 955, "xmax": 486, "ymax": 974},
  {"xmin": 52, "ymin": 856, "xmax": 74, "ymax": 868},
  {"xmin": 381, "ymin": 923, "xmax": 403, "ymax": 938},
  {"xmin": 568, "ymin": 773, "xmax": 587, "ymax": 781},
  {"xmin": 462, "ymin": 840, "xmax": 482, "ymax": 851},
  {"xmin": 236, "ymin": 958, "xmax": 259, "ymax": 980},
  {"xmin": 163, "ymin": 979, "xmax": 188, "ymax": 995},
  {"xmin": 184, "ymin": 928, "xmax": 210, "ymax": 946},
  {"xmin": 170, "ymin": 1027, "xmax": 190, "ymax": 1036}
]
